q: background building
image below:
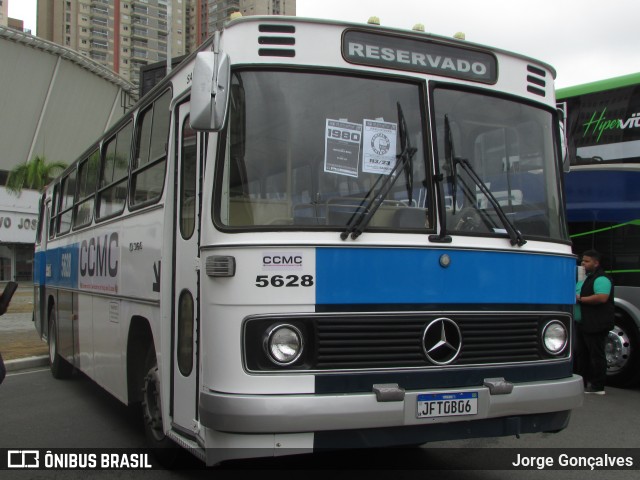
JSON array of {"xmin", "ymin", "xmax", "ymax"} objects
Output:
[
  {"xmin": 199, "ymin": 0, "xmax": 295, "ymax": 41},
  {"xmin": 37, "ymin": 0, "xmax": 296, "ymax": 90},
  {"xmin": 37, "ymin": 0, "xmax": 189, "ymax": 90},
  {"xmin": 0, "ymin": 26, "xmax": 135, "ymax": 281},
  {"xmin": 0, "ymin": 188, "xmax": 40, "ymax": 282}
]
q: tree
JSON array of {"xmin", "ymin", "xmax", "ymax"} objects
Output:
[{"xmin": 6, "ymin": 155, "xmax": 67, "ymax": 195}]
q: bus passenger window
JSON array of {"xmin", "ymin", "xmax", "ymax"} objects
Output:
[
  {"xmin": 74, "ymin": 149, "xmax": 99, "ymax": 228},
  {"xmin": 49, "ymin": 184, "xmax": 60, "ymax": 239},
  {"xmin": 98, "ymin": 121, "xmax": 132, "ymax": 219},
  {"xmin": 131, "ymin": 89, "xmax": 171, "ymax": 206},
  {"xmin": 57, "ymin": 169, "xmax": 76, "ymax": 235}
]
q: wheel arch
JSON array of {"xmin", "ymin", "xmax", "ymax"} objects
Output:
[
  {"xmin": 127, "ymin": 315, "xmax": 156, "ymax": 405},
  {"xmin": 614, "ymin": 298, "xmax": 640, "ymax": 332}
]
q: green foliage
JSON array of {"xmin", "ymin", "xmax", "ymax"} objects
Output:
[{"xmin": 6, "ymin": 155, "xmax": 67, "ymax": 195}]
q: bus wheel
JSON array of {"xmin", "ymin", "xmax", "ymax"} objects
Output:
[
  {"xmin": 48, "ymin": 309, "xmax": 73, "ymax": 379},
  {"xmin": 606, "ymin": 312, "xmax": 640, "ymax": 387},
  {"xmin": 141, "ymin": 348, "xmax": 178, "ymax": 464}
]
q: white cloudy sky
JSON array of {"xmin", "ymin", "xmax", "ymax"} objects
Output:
[{"xmin": 10, "ymin": 0, "xmax": 640, "ymax": 89}]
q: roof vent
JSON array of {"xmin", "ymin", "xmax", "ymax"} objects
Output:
[
  {"xmin": 526, "ymin": 65, "xmax": 547, "ymax": 97},
  {"xmin": 258, "ymin": 24, "xmax": 296, "ymax": 57}
]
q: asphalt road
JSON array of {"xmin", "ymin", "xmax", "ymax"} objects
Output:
[{"xmin": 2, "ymin": 367, "xmax": 640, "ymax": 479}]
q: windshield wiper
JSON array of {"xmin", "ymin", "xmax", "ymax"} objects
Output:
[
  {"xmin": 455, "ymin": 157, "xmax": 526, "ymax": 246},
  {"xmin": 429, "ymin": 116, "xmax": 454, "ymax": 243},
  {"xmin": 444, "ymin": 115, "xmax": 458, "ymax": 215},
  {"xmin": 341, "ymin": 103, "xmax": 417, "ymax": 240},
  {"xmin": 437, "ymin": 115, "xmax": 526, "ymax": 247}
]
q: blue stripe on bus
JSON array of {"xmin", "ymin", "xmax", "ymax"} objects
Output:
[
  {"xmin": 34, "ymin": 246, "xmax": 79, "ymax": 289},
  {"xmin": 315, "ymin": 248, "xmax": 576, "ymax": 305}
]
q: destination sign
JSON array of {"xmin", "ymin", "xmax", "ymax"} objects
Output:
[{"xmin": 342, "ymin": 30, "xmax": 497, "ymax": 84}]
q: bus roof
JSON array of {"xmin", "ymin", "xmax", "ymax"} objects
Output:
[
  {"xmin": 556, "ymin": 72, "xmax": 640, "ymax": 99},
  {"xmin": 225, "ymin": 15, "xmax": 557, "ymax": 78}
]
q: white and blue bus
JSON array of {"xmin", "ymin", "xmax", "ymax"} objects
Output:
[
  {"xmin": 34, "ymin": 16, "xmax": 582, "ymax": 465},
  {"xmin": 558, "ymin": 72, "xmax": 640, "ymax": 387}
]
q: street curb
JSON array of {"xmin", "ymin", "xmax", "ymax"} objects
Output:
[{"xmin": 5, "ymin": 355, "xmax": 49, "ymax": 372}]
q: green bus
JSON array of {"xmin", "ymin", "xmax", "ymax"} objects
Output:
[{"xmin": 558, "ymin": 72, "xmax": 640, "ymax": 387}]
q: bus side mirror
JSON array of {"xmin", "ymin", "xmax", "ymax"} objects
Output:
[
  {"xmin": 191, "ymin": 50, "xmax": 231, "ymax": 131},
  {"xmin": 556, "ymin": 102, "xmax": 570, "ymax": 173}
]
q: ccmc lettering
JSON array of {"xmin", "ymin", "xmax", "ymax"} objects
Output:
[
  {"xmin": 263, "ymin": 255, "xmax": 303, "ymax": 266},
  {"xmin": 80, "ymin": 233, "xmax": 119, "ymax": 278}
]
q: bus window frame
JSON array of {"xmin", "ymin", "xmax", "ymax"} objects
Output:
[
  {"xmin": 211, "ymin": 68, "xmax": 433, "ymax": 234},
  {"xmin": 179, "ymin": 113, "xmax": 198, "ymax": 240},
  {"xmin": 57, "ymin": 167, "xmax": 77, "ymax": 236},
  {"xmin": 36, "ymin": 193, "xmax": 46, "ymax": 245},
  {"xmin": 428, "ymin": 81, "xmax": 570, "ymax": 244},
  {"xmin": 96, "ymin": 120, "xmax": 134, "ymax": 222},
  {"xmin": 129, "ymin": 88, "xmax": 172, "ymax": 211},
  {"xmin": 73, "ymin": 148, "xmax": 100, "ymax": 230},
  {"xmin": 49, "ymin": 183, "xmax": 60, "ymax": 240}
]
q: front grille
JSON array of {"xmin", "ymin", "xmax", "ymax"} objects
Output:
[
  {"xmin": 316, "ymin": 316, "xmax": 426, "ymax": 368},
  {"xmin": 458, "ymin": 317, "xmax": 540, "ymax": 363},
  {"xmin": 244, "ymin": 312, "xmax": 570, "ymax": 372},
  {"xmin": 316, "ymin": 315, "xmax": 542, "ymax": 369}
]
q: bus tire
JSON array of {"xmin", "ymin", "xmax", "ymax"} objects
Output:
[
  {"xmin": 141, "ymin": 347, "xmax": 179, "ymax": 465},
  {"xmin": 606, "ymin": 311, "xmax": 640, "ymax": 387},
  {"xmin": 48, "ymin": 308, "xmax": 73, "ymax": 379}
]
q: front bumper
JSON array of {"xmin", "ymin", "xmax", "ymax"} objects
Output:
[{"xmin": 199, "ymin": 374, "xmax": 584, "ymax": 433}]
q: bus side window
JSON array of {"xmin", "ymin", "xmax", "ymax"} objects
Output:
[
  {"xmin": 57, "ymin": 168, "xmax": 77, "ymax": 235},
  {"xmin": 36, "ymin": 195, "xmax": 45, "ymax": 244},
  {"xmin": 73, "ymin": 149, "xmax": 100, "ymax": 228},
  {"xmin": 49, "ymin": 183, "xmax": 60, "ymax": 240},
  {"xmin": 131, "ymin": 89, "xmax": 171, "ymax": 206},
  {"xmin": 180, "ymin": 116, "xmax": 197, "ymax": 239},
  {"xmin": 97, "ymin": 121, "xmax": 132, "ymax": 220}
]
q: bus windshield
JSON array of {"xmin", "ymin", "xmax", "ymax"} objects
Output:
[
  {"xmin": 215, "ymin": 70, "xmax": 432, "ymax": 231},
  {"xmin": 433, "ymin": 87, "xmax": 567, "ymax": 241}
]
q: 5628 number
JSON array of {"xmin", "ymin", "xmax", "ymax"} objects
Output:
[{"xmin": 255, "ymin": 275, "xmax": 314, "ymax": 288}]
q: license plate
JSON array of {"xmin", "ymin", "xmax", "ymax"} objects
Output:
[{"xmin": 417, "ymin": 392, "xmax": 478, "ymax": 418}]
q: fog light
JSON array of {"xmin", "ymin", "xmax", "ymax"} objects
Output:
[
  {"xmin": 265, "ymin": 325, "xmax": 303, "ymax": 365},
  {"xmin": 542, "ymin": 321, "xmax": 568, "ymax": 355}
]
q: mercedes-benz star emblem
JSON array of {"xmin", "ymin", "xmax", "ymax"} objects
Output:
[{"xmin": 422, "ymin": 318, "xmax": 462, "ymax": 365}]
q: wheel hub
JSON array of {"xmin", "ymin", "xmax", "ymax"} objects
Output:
[{"xmin": 606, "ymin": 325, "xmax": 631, "ymax": 374}]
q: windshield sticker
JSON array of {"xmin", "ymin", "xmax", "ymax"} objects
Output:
[
  {"xmin": 324, "ymin": 119, "xmax": 362, "ymax": 178},
  {"xmin": 363, "ymin": 119, "xmax": 398, "ymax": 175}
]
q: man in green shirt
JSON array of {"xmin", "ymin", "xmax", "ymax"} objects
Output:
[{"xmin": 575, "ymin": 250, "xmax": 614, "ymax": 395}]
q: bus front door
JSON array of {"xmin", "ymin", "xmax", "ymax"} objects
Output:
[{"xmin": 171, "ymin": 100, "xmax": 201, "ymax": 433}]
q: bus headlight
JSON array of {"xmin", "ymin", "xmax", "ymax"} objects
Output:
[
  {"xmin": 264, "ymin": 325, "xmax": 303, "ymax": 365},
  {"xmin": 542, "ymin": 321, "xmax": 568, "ymax": 355}
]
